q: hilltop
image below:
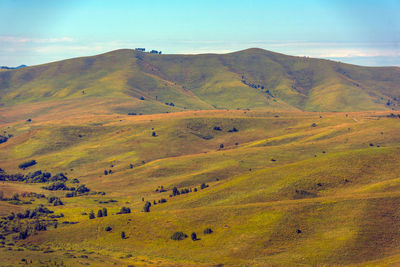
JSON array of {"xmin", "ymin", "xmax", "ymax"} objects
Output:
[{"xmin": 1, "ymin": 48, "xmax": 400, "ymax": 119}]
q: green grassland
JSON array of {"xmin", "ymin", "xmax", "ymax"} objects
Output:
[
  {"xmin": 1, "ymin": 49, "xmax": 400, "ymax": 266},
  {"xmin": 1, "ymin": 106, "xmax": 400, "ymax": 266}
]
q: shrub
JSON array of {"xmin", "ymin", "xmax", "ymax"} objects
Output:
[
  {"xmin": 97, "ymin": 210, "xmax": 103, "ymax": 217},
  {"xmin": 219, "ymin": 144, "xmax": 224, "ymax": 149},
  {"xmin": 18, "ymin": 160, "xmax": 37, "ymax": 169},
  {"xmin": 204, "ymin": 228, "xmax": 213, "ymax": 234},
  {"xmin": 89, "ymin": 210, "xmax": 95, "ymax": 219},
  {"xmin": 200, "ymin": 183, "xmax": 209, "ymax": 190},
  {"xmin": 171, "ymin": 232, "xmax": 187, "ymax": 241},
  {"xmin": 191, "ymin": 232, "xmax": 197, "ymax": 241},
  {"xmin": 76, "ymin": 184, "xmax": 90, "ymax": 194},
  {"xmin": 0, "ymin": 135, "xmax": 8, "ymax": 144},
  {"xmin": 121, "ymin": 231, "xmax": 126, "ymax": 239},
  {"xmin": 172, "ymin": 187, "xmax": 180, "ymax": 196},
  {"xmin": 143, "ymin": 201, "xmax": 151, "ymax": 212},
  {"xmin": 105, "ymin": 226, "xmax": 112, "ymax": 231},
  {"xmin": 117, "ymin": 207, "xmax": 131, "ymax": 214},
  {"xmin": 102, "ymin": 207, "xmax": 108, "ymax": 216}
]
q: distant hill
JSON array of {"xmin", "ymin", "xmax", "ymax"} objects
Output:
[
  {"xmin": 0, "ymin": 64, "xmax": 27, "ymax": 70},
  {"xmin": 0, "ymin": 48, "xmax": 400, "ymax": 112}
]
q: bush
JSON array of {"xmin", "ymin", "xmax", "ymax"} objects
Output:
[
  {"xmin": 76, "ymin": 184, "xmax": 90, "ymax": 194},
  {"xmin": 121, "ymin": 231, "xmax": 126, "ymax": 239},
  {"xmin": 143, "ymin": 201, "xmax": 151, "ymax": 212},
  {"xmin": 117, "ymin": 207, "xmax": 131, "ymax": 214},
  {"xmin": 0, "ymin": 135, "xmax": 8, "ymax": 144},
  {"xmin": 18, "ymin": 160, "xmax": 37, "ymax": 169},
  {"xmin": 171, "ymin": 232, "xmax": 187, "ymax": 241},
  {"xmin": 191, "ymin": 232, "xmax": 197, "ymax": 241},
  {"xmin": 97, "ymin": 210, "xmax": 103, "ymax": 217},
  {"xmin": 204, "ymin": 228, "xmax": 213, "ymax": 234},
  {"xmin": 105, "ymin": 226, "xmax": 112, "ymax": 231},
  {"xmin": 200, "ymin": 183, "xmax": 209, "ymax": 190},
  {"xmin": 172, "ymin": 187, "xmax": 180, "ymax": 196},
  {"xmin": 102, "ymin": 207, "xmax": 108, "ymax": 217},
  {"xmin": 89, "ymin": 210, "xmax": 95, "ymax": 219}
]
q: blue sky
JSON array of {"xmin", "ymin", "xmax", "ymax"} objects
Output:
[{"xmin": 1, "ymin": 0, "xmax": 399, "ymax": 66}]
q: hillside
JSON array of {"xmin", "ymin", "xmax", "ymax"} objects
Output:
[
  {"xmin": 1, "ymin": 48, "xmax": 400, "ymax": 117},
  {"xmin": 1, "ymin": 48, "xmax": 400, "ymax": 266},
  {"xmin": 1, "ymin": 108, "xmax": 400, "ymax": 266}
]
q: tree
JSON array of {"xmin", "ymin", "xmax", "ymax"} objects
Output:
[
  {"xmin": 191, "ymin": 232, "xmax": 197, "ymax": 241},
  {"xmin": 89, "ymin": 210, "xmax": 95, "ymax": 219},
  {"xmin": 104, "ymin": 170, "xmax": 108, "ymax": 175},
  {"xmin": 105, "ymin": 226, "xmax": 112, "ymax": 231},
  {"xmin": 143, "ymin": 201, "xmax": 151, "ymax": 212},
  {"xmin": 152, "ymin": 131, "xmax": 157, "ymax": 137},
  {"xmin": 121, "ymin": 231, "xmax": 126, "ymax": 239},
  {"xmin": 219, "ymin": 144, "xmax": 224, "ymax": 149},
  {"xmin": 97, "ymin": 209, "xmax": 103, "ymax": 217},
  {"xmin": 172, "ymin": 187, "xmax": 180, "ymax": 196},
  {"xmin": 102, "ymin": 207, "xmax": 108, "ymax": 217}
]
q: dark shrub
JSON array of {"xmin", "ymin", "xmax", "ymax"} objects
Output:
[
  {"xmin": 105, "ymin": 226, "xmax": 112, "ymax": 231},
  {"xmin": 102, "ymin": 207, "xmax": 108, "ymax": 217},
  {"xmin": 121, "ymin": 231, "xmax": 126, "ymax": 239},
  {"xmin": 76, "ymin": 184, "xmax": 90, "ymax": 194},
  {"xmin": 191, "ymin": 232, "xmax": 197, "ymax": 241},
  {"xmin": 89, "ymin": 210, "xmax": 95, "ymax": 219},
  {"xmin": 0, "ymin": 135, "xmax": 8, "ymax": 144},
  {"xmin": 117, "ymin": 207, "xmax": 131, "ymax": 214},
  {"xmin": 171, "ymin": 232, "xmax": 187, "ymax": 241},
  {"xmin": 18, "ymin": 160, "xmax": 37, "ymax": 169},
  {"xmin": 97, "ymin": 210, "xmax": 103, "ymax": 217},
  {"xmin": 143, "ymin": 201, "xmax": 151, "ymax": 212},
  {"xmin": 200, "ymin": 183, "xmax": 209, "ymax": 190},
  {"xmin": 172, "ymin": 187, "xmax": 180, "ymax": 196},
  {"xmin": 204, "ymin": 228, "xmax": 213, "ymax": 234}
]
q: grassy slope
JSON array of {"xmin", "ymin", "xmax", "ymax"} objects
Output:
[
  {"xmin": 1, "ymin": 109, "xmax": 400, "ymax": 266},
  {"xmin": 1, "ymin": 48, "xmax": 400, "ymax": 113}
]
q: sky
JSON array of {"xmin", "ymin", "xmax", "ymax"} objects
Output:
[{"xmin": 1, "ymin": 0, "xmax": 399, "ymax": 66}]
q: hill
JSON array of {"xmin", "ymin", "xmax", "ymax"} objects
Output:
[
  {"xmin": 1, "ymin": 49, "xmax": 400, "ymax": 266},
  {"xmin": 1, "ymin": 48, "xmax": 400, "ymax": 118}
]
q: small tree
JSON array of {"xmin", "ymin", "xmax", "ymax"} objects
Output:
[
  {"xmin": 191, "ymin": 232, "xmax": 197, "ymax": 241},
  {"xmin": 121, "ymin": 231, "xmax": 126, "ymax": 239},
  {"xmin": 172, "ymin": 187, "xmax": 180, "ymax": 196},
  {"xmin": 143, "ymin": 201, "xmax": 151, "ymax": 212},
  {"xmin": 102, "ymin": 207, "xmax": 108, "ymax": 217},
  {"xmin": 97, "ymin": 209, "xmax": 103, "ymax": 218},
  {"xmin": 89, "ymin": 210, "xmax": 95, "ymax": 219},
  {"xmin": 105, "ymin": 226, "xmax": 112, "ymax": 231},
  {"xmin": 152, "ymin": 131, "xmax": 157, "ymax": 137}
]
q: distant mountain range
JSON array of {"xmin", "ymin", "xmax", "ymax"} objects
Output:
[
  {"xmin": 0, "ymin": 64, "xmax": 27, "ymax": 70},
  {"xmin": 0, "ymin": 48, "xmax": 399, "ymax": 112}
]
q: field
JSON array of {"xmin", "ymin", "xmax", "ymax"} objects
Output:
[{"xmin": 1, "ymin": 96, "xmax": 400, "ymax": 266}]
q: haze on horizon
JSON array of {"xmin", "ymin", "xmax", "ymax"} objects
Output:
[{"xmin": 1, "ymin": 0, "xmax": 399, "ymax": 67}]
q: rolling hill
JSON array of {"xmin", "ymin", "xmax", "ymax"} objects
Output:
[
  {"xmin": 1, "ymin": 49, "xmax": 400, "ymax": 266},
  {"xmin": 1, "ymin": 48, "xmax": 400, "ymax": 120}
]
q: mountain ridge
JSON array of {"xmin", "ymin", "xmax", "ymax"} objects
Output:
[{"xmin": 0, "ymin": 48, "xmax": 399, "ymax": 113}]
